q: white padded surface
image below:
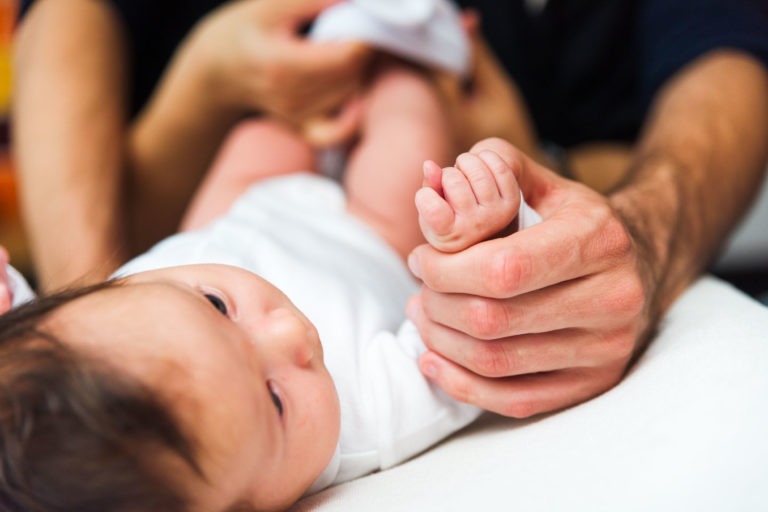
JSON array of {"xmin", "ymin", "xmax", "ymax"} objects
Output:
[
  {"xmin": 715, "ymin": 169, "xmax": 768, "ymax": 271},
  {"xmin": 292, "ymin": 276, "xmax": 768, "ymax": 511}
]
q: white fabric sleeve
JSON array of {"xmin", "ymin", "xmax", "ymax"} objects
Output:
[
  {"xmin": 5, "ymin": 264, "xmax": 36, "ymax": 308},
  {"xmin": 365, "ymin": 320, "xmax": 482, "ymax": 469}
]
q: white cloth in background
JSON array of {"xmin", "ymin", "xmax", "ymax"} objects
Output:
[
  {"xmin": 310, "ymin": 0, "xmax": 470, "ymax": 76},
  {"xmin": 116, "ymin": 173, "xmax": 539, "ymax": 491}
]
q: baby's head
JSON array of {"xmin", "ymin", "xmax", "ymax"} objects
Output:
[{"xmin": 0, "ymin": 264, "xmax": 340, "ymax": 512}]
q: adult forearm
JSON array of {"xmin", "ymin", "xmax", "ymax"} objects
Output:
[
  {"xmin": 610, "ymin": 50, "xmax": 768, "ymax": 318},
  {"xmin": 126, "ymin": 0, "xmax": 376, "ymax": 251},
  {"xmin": 12, "ymin": 0, "xmax": 129, "ymax": 290}
]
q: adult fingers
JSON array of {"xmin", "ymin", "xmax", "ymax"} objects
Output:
[
  {"xmin": 416, "ymin": 268, "xmax": 645, "ymax": 338},
  {"xmin": 409, "ymin": 188, "xmax": 633, "ymax": 299},
  {"xmin": 290, "ymin": 40, "xmax": 372, "ymax": 80},
  {"xmin": 418, "ymin": 351, "xmax": 623, "ymax": 418},
  {"xmin": 408, "ymin": 294, "xmax": 637, "ymax": 377},
  {"xmin": 274, "ymin": 42, "xmax": 372, "ymax": 121}
]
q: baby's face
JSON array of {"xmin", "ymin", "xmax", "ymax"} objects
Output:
[{"xmin": 50, "ymin": 264, "xmax": 340, "ymax": 511}]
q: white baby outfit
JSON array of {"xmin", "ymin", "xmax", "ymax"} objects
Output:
[
  {"xmin": 310, "ymin": 0, "xmax": 470, "ymax": 76},
  {"xmin": 1, "ymin": 1, "xmax": 539, "ymax": 490},
  {"xmin": 113, "ymin": 174, "xmax": 484, "ymax": 491}
]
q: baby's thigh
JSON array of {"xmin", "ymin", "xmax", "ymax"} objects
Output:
[{"xmin": 182, "ymin": 119, "xmax": 316, "ymax": 231}]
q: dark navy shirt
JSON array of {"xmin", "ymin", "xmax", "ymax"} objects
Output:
[{"xmin": 20, "ymin": 0, "xmax": 768, "ymax": 146}]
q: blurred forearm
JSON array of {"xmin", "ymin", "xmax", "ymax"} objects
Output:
[{"xmin": 12, "ymin": 0, "xmax": 129, "ymax": 290}]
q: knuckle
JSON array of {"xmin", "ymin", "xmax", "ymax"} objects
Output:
[
  {"xmin": 602, "ymin": 328, "xmax": 637, "ymax": 361},
  {"xmin": 597, "ymin": 273, "xmax": 646, "ymax": 320},
  {"xmin": 469, "ymin": 342, "xmax": 517, "ymax": 377},
  {"xmin": 596, "ymin": 209, "xmax": 633, "ymax": 259},
  {"xmin": 618, "ymin": 275, "xmax": 646, "ymax": 318},
  {"xmin": 463, "ymin": 298, "xmax": 507, "ymax": 339},
  {"xmin": 485, "ymin": 249, "xmax": 527, "ymax": 297}
]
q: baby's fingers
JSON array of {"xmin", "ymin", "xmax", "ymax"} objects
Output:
[
  {"xmin": 455, "ymin": 153, "xmax": 499, "ymax": 205},
  {"xmin": 476, "ymin": 150, "xmax": 521, "ymax": 202}
]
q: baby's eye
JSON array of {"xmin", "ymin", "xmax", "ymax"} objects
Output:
[
  {"xmin": 204, "ymin": 293, "xmax": 228, "ymax": 316},
  {"xmin": 268, "ymin": 382, "xmax": 283, "ymax": 416}
]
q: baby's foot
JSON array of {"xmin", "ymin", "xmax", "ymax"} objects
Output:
[{"xmin": 415, "ymin": 150, "xmax": 521, "ymax": 252}]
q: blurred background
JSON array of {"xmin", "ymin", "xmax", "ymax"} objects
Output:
[
  {"xmin": 0, "ymin": 0, "xmax": 31, "ymax": 282},
  {"xmin": 0, "ymin": 0, "xmax": 765, "ymax": 301}
]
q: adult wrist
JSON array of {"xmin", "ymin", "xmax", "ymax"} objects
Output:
[{"xmin": 608, "ymin": 154, "xmax": 695, "ymax": 317}]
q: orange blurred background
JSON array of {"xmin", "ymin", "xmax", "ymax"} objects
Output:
[{"xmin": 0, "ymin": 0, "xmax": 30, "ymax": 279}]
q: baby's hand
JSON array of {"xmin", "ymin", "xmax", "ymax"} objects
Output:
[
  {"xmin": 415, "ymin": 150, "xmax": 522, "ymax": 253},
  {"xmin": 0, "ymin": 246, "xmax": 12, "ymax": 313}
]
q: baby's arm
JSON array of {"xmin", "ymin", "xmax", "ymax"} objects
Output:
[{"xmin": 416, "ymin": 149, "xmax": 523, "ymax": 253}]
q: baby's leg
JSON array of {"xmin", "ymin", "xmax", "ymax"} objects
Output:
[
  {"xmin": 181, "ymin": 119, "xmax": 315, "ymax": 231},
  {"xmin": 415, "ymin": 148, "xmax": 521, "ymax": 252},
  {"xmin": 344, "ymin": 63, "xmax": 456, "ymax": 260}
]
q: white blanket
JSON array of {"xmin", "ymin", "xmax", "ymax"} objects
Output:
[{"xmin": 292, "ymin": 276, "xmax": 768, "ymax": 511}]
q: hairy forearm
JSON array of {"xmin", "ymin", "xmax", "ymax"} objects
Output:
[
  {"xmin": 12, "ymin": 0, "xmax": 129, "ymax": 290},
  {"xmin": 610, "ymin": 51, "xmax": 768, "ymax": 317}
]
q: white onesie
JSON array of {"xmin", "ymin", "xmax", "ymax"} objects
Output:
[
  {"xmin": 310, "ymin": 0, "xmax": 470, "ymax": 76},
  {"xmin": 113, "ymin": 174, "xmax": 483, "ymax": 491}
]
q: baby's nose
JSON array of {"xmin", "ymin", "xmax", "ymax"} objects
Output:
[{"xmin": 264, "ymin": 308, "xmax": 319, "ymax": 367}]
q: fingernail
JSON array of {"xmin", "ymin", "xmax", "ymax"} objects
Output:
[{"xmin": 407, "ymin": 252, "xmax": 422, "ymax": 279}]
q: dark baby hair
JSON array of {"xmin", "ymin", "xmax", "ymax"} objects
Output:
[{"xmin": 0, "ymin": 282, "xmax": 203, "ymax": 512}]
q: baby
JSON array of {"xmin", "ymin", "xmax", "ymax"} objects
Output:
[{"xmin": 0, "ymin": 61, "xmax": 536, "ymax": 512}]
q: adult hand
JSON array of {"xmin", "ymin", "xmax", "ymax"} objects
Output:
[
  {"xmin": 128, "ymin": 0, "xmax": 373, "ymax": 250},
  {"xmin": 183, "ymin": 0, "xmax": 372, "ymax": 136},
  {"xmin": 407, "ymin": 138, "xmax": 661, "ymax": 418}
]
